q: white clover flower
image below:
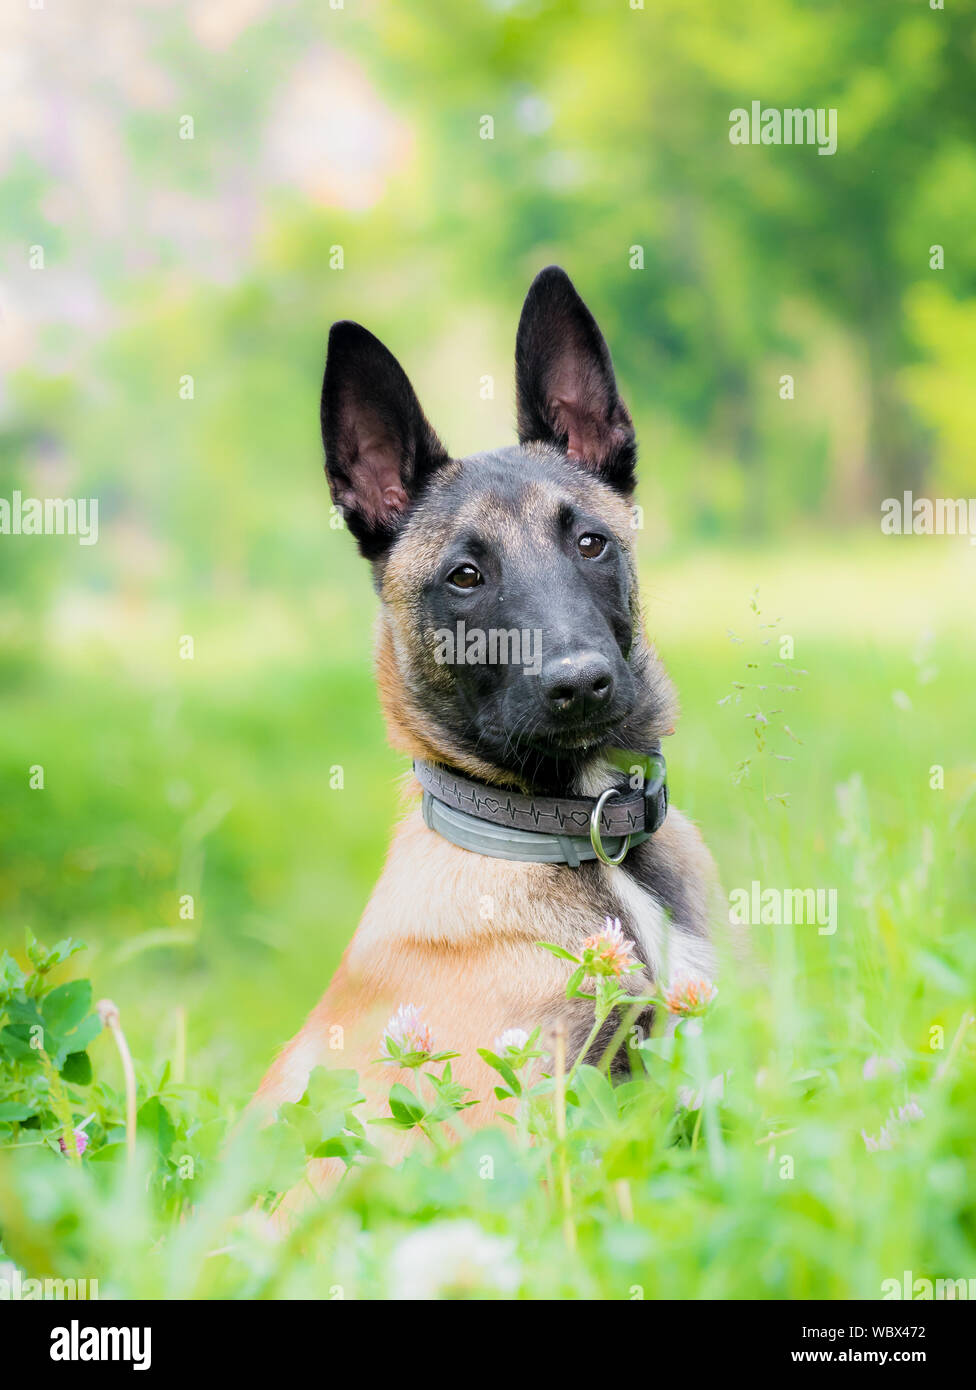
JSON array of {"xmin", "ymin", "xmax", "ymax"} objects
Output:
[
  {"xmin": 388, "ymin": 1220, "xmax": 520, "ymax": 1300},
  {"xmin": 676, "ymin": 1073, "xmax": 726, "ymax": 1113},
  {"xmin": 677, "ymin": 1085, "xmax": 701, "ymax": 1112},
  {"xmin": 863, "ymin": 1055, "xmax": 903, "ymax": 1081},
  {"xmin": 494, "ymin": 1028, "xmax": 530, "ymax": 1054},
  {"xmin": 381, "ymin": 1003, "xmax": 433, "ymax": 1061}
]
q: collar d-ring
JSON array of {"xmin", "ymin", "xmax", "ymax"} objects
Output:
[{"xmin": 589, "ymin": 787, "xmax": 631, "ymax": 866}]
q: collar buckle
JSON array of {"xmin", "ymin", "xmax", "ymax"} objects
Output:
[{"xmin": 589, "ymin": 788, "xmax": 632, "ymax": 866}]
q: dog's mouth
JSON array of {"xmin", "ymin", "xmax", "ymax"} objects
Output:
[
  {"xmin": 519, "ymin": 713, "xmax": 622, "ymax": 755},
  {"xmin": 461, "ymin": 695, "xmax": 637, "ymax": 777}
]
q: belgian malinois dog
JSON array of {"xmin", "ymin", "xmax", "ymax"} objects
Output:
[{"xmin": 257, "ymin": 267, "xmax": 719, "ymax": 1182}]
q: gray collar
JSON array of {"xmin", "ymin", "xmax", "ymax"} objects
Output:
[{"xmin": 414, "ymin": 749, "xmax": 668, "ymax": 869}]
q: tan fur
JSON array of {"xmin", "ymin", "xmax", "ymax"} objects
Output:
[
  {"xmin": 257, "ymin": 802, "xmax": 632, "ymax": 1113},
  {"xmin": 256, "ymin": 448, "xmax": 720, "ymax": 1209},
  {"xmin": 256, "ymin": 797, "xmax": 717, "ymax": 1212}
]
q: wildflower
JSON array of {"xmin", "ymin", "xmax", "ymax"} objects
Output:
[
  {"xmin": 863, "ymin": 1055, "xmax": 903, "ymax": 1081},
  {"xmin": 388, "ymin": 1220, "xmax": 520, "ymax": 1300},
  {"xmin": 58, "ymin": 1115, "xmax": 95, "ymax": 1157},
  {"xmin": 581, "ymin": 917, "xmax": 638, "ymax": 978},
  {"xmin": 862, "ymin": 1098, "xmax": 924, "ymax": 1152},
  {"xmin": 676, "ymin": 1073, "xmax": 727, "ymax": 1112},
  {"xmin": 58, "ymin": 1130, "xmax": 90, "ymax": 1157},
  {"xmin": 381, "ymin": 1004, "xmax": 433, "ymax": 1063},
  {"xmin": 494, "ymin": 1028, "xmax": 530, "ymax": 1055},
  {"xmin": 677, "ymin": 1085, "xmax": 700, "ymax": 1112},
  {"xmin": 663, "ymin": 975, "xmax": 718, "ymax": 1017}
]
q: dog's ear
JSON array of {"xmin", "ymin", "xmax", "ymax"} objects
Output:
[
  {"xmin": 515, "ymin": 266, "xmax": 636, "ymax": 495},
  {"xmin": 321, "ymin": 321, "xmax": 450, "ymax": 559}
]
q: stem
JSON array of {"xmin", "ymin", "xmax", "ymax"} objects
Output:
[
  {"xmin": 686, "ymin": 1020, "xmax": 726, "ymax": 1178},
  {"xmin": 615, "ymin": 1179, "xmax": 634, "ymax": 1222},
  {"xmin": 38, "ymin": 1050, "xmax": 79, "ymax": 1163},
  {"xmin": 553, "ymin": 1021, "xmax": 576, "ymax": 1252},
  {"xmin": 97, "ymin": 999, "xmax": 137, "ymax": 1168},
  {"xmin": 690, "ymin": 1104, "xmax": 704, "ymax": 1153},
  {"xmin": 565, "ymin": 1006, "xmax": 611, "ymax": 1091},
  {"xmin": 172, "ymin": 1005, "xmax": 187, "ymax": 1085},
  {"xmin": 935, "ymin": 1010, "xmax": 975, "ymax": 1083},
  {"xmin": 596, "ymin": 997, "xmax": 648, "ymax": 1076}
]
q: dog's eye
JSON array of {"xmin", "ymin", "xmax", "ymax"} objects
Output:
[
  {"xmin": 578, "ymin": 533, "xmax": 606, "ymax": 558},
  {"xmin": 447, "ymin": 563, "xmax": 483, "ymax": 590}
]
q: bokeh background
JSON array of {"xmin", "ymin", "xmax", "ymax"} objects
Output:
[{"xmin": 2, "ymin": 0, "xmax": 974, "ymax": 1108}]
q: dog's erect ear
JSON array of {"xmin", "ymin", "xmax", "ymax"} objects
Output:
[
  {"xmin": 515, "ymin": 266, "xmax": 637, "ymax": 495},
  {"xmin": 321, "ymin": 321, "xmax": 450, "ymax": 559}
]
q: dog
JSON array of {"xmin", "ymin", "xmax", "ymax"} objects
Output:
[{"xmin": 256, "ymin": 267, "xmax": 719, "ymax": 1181}]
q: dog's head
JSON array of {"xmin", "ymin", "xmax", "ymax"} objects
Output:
[{"xmin": 321, "ymin": 266, "xmax": 675, "ymax": 792}]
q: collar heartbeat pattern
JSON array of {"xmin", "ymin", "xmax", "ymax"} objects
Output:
[{"xmin": 413, "ymin": 759, "xmax": 651, "ymax": 838}]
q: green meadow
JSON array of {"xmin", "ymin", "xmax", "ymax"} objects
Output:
[{"xmin": 2, "ymin": 532, "xmax": 973, "ymax": 1299}]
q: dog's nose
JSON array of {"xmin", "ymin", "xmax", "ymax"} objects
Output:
[{"xmin": 542, "ymin": 653, "xmax": 614, "ymax": 720}]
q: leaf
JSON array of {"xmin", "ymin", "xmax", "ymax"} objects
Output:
[
  {"xmin": 137, "ymin": 1096, "xmax": 176, "ymax": 1159},
  {"xmin": 60, "ymin": 1051, "xmax": 93, "ymax": 1085},
  {"xmin": 3, "ymin": 990, "xmax": 101, "ymax": 1070},
  {"xmin": 4, "ymin": 997, "xmax": 43, "ymax": 1029},
  {"xmin": 312, "ymin": 1134, "xmax": 380, "ymax": 1162},
  {"xmin": 88, "ymin": 1142, "xmax": 127, "ymax": 1165},
  {"xmin": 44, "ymin": 939, "xmax": 87, "ymax": 969},
  {"xmin": 43, "ymin": 980, "xmax": 93, "ymax": 1037},
  {"xmin": 572, "ymin": 1065, "xmax": 620, "ymax": 1125},
  {"xmin": 25, "ymin": 928, "xmax": 44, "ymax": 970},
  {"xmin": 25, "ymin": 931, "xmax": 85, "ymax": 974},
  {"xmin": 535, "ymin": 942, "xmax": 579, "ymax": 962},
  {"xmin": 252, "ymin": 1121, "xmax": 306, "ymax": 1194},
  {"xmin": 0, "ymin": 1102, "xmax": 34, "ymax": 1122},
  {"xmin": 1, "ymin": 1025, "xmax": 42, "ymax": 1064},
  {"xmin": 614, "ymin": 1080, "xmax": 652, "ymax": 1114},
  {"xmin": 59, "ymin": 1012, "xmax": 101, "ymax": 1060},
  {"xmin": 476, "ymin": 1048, "xmax": 521, "ymax": 1095},
  {"xmin": 566, "ymin": 965, "xmax": 586, "ymax": 998},
  {"xmin": 277, "ymin": 1100, "xmax": 322, "ymax": 1151},
  {"xmin": 387, "ymin": 1083, "xmax": 426, "ymax": 1125},
  {"xmin": 0, "ymin": 951, "xmax": 26, "ymax": 998},
  {"xmin": 302, "ymin": 1067, "xmax": 365, "ymax": 1112}
]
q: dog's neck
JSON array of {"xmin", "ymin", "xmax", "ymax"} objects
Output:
[{"xmin": 374, "ymin": 613, "xmax": 677, "ymax": 797}]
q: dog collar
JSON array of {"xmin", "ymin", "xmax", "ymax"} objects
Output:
[{"xmin": 414, "ymin": 748, "xmax": 668, "ymax": 869}]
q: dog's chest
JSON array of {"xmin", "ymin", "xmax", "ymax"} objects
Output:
[{"xmin": 599, "ymin": 862, "xmax": 667, "ymax": 979}]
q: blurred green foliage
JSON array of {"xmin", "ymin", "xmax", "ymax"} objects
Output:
[{"xmin": 3, "ymin": 0, "xmax": 976, "ymax": 576}]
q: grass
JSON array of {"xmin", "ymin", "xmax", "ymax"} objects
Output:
[{"xmin": 1, "ymin": 532, "xmax": 974, "ymax": 1299}]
